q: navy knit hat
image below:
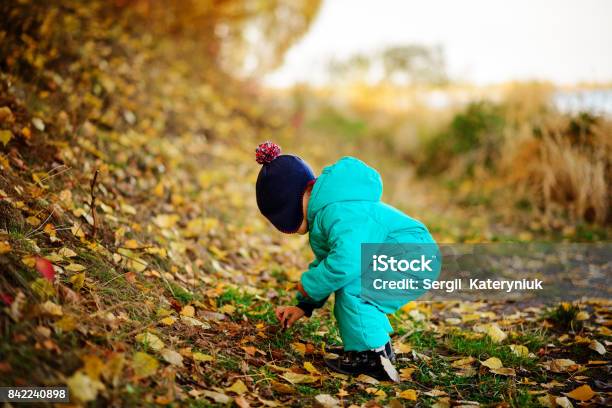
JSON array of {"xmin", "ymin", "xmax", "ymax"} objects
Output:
[{"xmin": 255, "ymin": 142, "xmax": 315, "ymax": 233}]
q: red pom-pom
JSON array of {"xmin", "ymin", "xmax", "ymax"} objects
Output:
[{"xmin": 255, "ymin": 141, "xmax": 281, "ymax": 164}]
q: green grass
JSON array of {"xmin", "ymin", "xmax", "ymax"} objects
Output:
[{"xmin": 445, "ymin": 333, "xmax": 537, "ymax": 369}]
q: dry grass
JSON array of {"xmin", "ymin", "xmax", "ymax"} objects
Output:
[{"xmin": 504, "ymin": 115, "xmax": 611, "ymax": 225}]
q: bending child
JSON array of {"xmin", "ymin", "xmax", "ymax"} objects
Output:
[{"xmin": 254, "ymin": 142, "xmax": 437, "ymax": 382}]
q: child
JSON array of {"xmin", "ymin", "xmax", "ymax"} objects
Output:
[{"xmin": 255, "ymin": 142, "xmax": 437, "ymax": 382}]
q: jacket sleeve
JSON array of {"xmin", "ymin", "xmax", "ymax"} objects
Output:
[
  {"xmin": 300, "ymin": 204, "xmax": 388, "ymax": 302},
  {"xmin": 295, "ymin": 259, "xmax": 328, "ymax": 316}
]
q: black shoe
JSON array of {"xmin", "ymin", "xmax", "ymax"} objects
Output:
[
  {"xmin": 324, "ymin": 342, "xmax": 399, "ymax": 382},
  {"xmin": 326, "ymin": 342, "xmax": 397, "ymax": 363}
]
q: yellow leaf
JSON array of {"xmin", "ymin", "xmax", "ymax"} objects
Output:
[
  {"xmin": 31, "ymin": 278, "xmax": 56, "ymax": 298},
  {"xmin": 66, "ymin": 263, "xmax": 86, "ymax": 272},
  {"xmin": 67, "ymin": 371, "xmax": 104, "ymax": 402},
  {"xmin": 474, "ymin": 323, "xmax": 507, "ymax": 343},
  {"xmin": 291, "ymin": 342, "xmax": 306, "ymax": 356},
  {"xmin": 481, "ymin": 357, "xmax": 503, "ymax": 369},
  {"xmin": 26, "ymin": 216, "xmax": 40, "ymax": 226},
  {"xmin": 451, "ymin": 356, "xmax": 476, "ymax": 368},
  {"xmin": 82, "ymin": 355, "xmax": 105, "ymax": 380},
  {"xmin": 219, "ymin": 304, "xmax": 235, "ymax": 314},
  {"xmin": 0, "ymin": 241, "xmax": 11, "ymax": 254},
  {"xmin": 192, "ymin": 352, "xmax": 214, "ymax": 362},
  {"xmin": 124, "ymin": 239, "xmax": 139, "ymax": 249},
  {"xmin": 132, "ymin": 352, "xmax": 158, "ymax": 378},
  {"xmin": 509, "ymin": 344, "xmax": 529, "ymax": 357},
  {"xmin": 566, "ymin": 384, "xmax": 595, "ymax": 401},
  {"xmin": 0, "ymin": 129, "xmax": 13, "ymax": 146},
  {"xmin": 54, "ymin": 315, "xmax": 77, "ymax": 332},
  {"xmin": 160, "ymin": 316, "xmax": 176, "ymax": 326},
  {"xmin": 575, "ymin": 311, "xmax": 589, "ymax": 321},
  {"xmin": 135, "ymin": 332, "xmax": 164, "ymax": 351},
  {"xmin": 71, "ymin": 224, "xmax": 85, "ymax": 238},
  {"xmin": 491, "ymin": 367, "xmax": 516, "ymax": 376},
  {"xmin": 39, "ymin": 300, "xmax": 63, "ymax": 316},
  {"xmin": 43, "ymin": 223, "xmax": 56, "ymax": 237},
  {"xmin": 226, "ymin": 379, "xmax": 248, "ymax": 394},
  {"xmin": 180, "ymin": 305, "xmax": 195, "ymax": 317},
  {"xmin": 399, "ymin": 389, "xmax": 418, "ymax": 401},
  {"xmin": 303, "ymin": 361, "xmax": 320, "ymax": 375},
  {"xmin": 69, "ymin": 272, "xmax": 86, "ymax": 291},
  {"xmin": 153, "ymin": 214, "xmax": 179, "ymax": 229},
  {"xmin": 22, "ymin": 255, "xmax": 36, "ymax": 268},
  {"xmin": 397, "ymin": 343, "xmax": 412, "ymax": 353},
  {"xmin": 399, "ymin": 367, "xmax": 415, "ymax": 381},
  {"xmin": 282, "ymin": 372, "xmax": 318, "ymax": 385}
]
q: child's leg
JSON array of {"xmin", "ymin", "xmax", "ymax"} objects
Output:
[{"xmin": 333, "ymin": 290, "xmax": 393, "ymax": 352}]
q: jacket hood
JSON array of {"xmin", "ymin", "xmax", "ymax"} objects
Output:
[{"xmin": 307, "ymin": 157, "xmax": 382, "ymax": 223}]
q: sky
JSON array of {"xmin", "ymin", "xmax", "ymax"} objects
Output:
[{"xmin": 265, "ymin": 0, "xmax": 612, "ymax": 87}]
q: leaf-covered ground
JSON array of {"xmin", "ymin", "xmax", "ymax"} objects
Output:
[{"xmin": 0, "ymin": 2, "xmax": 610, "ymax": 407}]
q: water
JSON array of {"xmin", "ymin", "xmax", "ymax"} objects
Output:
[{"xmin": 553, "ymin": 88, "xmax": 612, "ymax": 116}]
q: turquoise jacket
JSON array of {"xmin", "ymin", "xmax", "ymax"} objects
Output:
[{"xmin": 297, "ymin": 157, "xmax": 437, "ymax": 350}]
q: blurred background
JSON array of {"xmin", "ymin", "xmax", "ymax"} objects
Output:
[{"xmin": 1, "ymin": 0, "xmax": 610, "ymax": 243}]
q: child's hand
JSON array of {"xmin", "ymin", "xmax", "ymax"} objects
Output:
[{"xmin": 275, "ymin": 306, "xmax": 305, "ymax": 329}]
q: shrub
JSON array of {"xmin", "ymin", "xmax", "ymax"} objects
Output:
[{"xmin": 418, "ymin": 101, "xmax": 505, "ymax": 176}]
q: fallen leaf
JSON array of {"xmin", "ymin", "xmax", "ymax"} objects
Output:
[
  {"xmin": 160, "ymin": 316, "xmax": 176, "ymax": 326},
  {"xmin": 66, "ymin": 371, "xmax": 104, "ymax": 402},
  {"xmin": 481, "ymin": 357, "xmax": 503, "ymax": 369},
  {"xmin": 282, "ymin": 372, "xmax": 318, "ymax": 385},
  {"xmin": 66, "ymin": 263, "xmax": 86, "ymax": 272},
  {"xmin": 565, "ymin": 384, "xmax": 595, "ymax": 401},
  {"xmin": 451, "ymin": 356, "xmax": 476, "ymax": 368},
  {"xmin": 271, "ymin": 380, "xmax": 295, "ymax": 394},
  {"xmin": 399, "ymin": 367, "xmax": 415, "ymax": 381},
  {"xmin": 303, "ymin": 361, "xmax": 320, "ymax": 375},
  {"xmin": 424, "ymin": 389, "xmax": 448, "ymax": 397},
  {"xmin": 509, "ymin": 344, "xmax": 529, "ymax": 357},
  {"xmin": 58, "ymin": 247, "xmax": 78, "ymax": 258},
  {"xmin": 180, "ymin": 315, "xmax": 211, "ymax": 328},
  {"xmin": 39, "ymin": 300, "xmax": 63, "ymax": 316},
  {"xmin": 32, "ymin": 117, "xmax": 45, "ymax": 131},
  {"xmin": 192, "ymin": 352, "xmax": 214, "ymax": 362},
  {"xmin": 555, "ymin": 396, "xmax": 574, "ymax": 408},
  {"xmin": 355, "ymin": 374, "xmax": 379, "ymax": 385},
  {"xmin": 135, "ymin": 332, "xmax": 164, "ymax": 350},
  {"xmin": 291, "ymin": 342, "xmax": 306, "ymax": 356},
  {"xmin": 153, "ymin": 214, "xmax": 179, "ymax": 228},
  {"xmin": 203, "ymin": 390, "xmax": 231, "ymax": 404},
  {"xmin": 490, "ymin": 367, "xmax": 516, "ymax": 376},
  {"xmin": 132, "ymin": 352, "xmax": 158, "ymax": 378},
  {"xmin": 314, "ymin": 393, "xmax": 341, "ymax": 407},
  {"xmin": 588, "ymin": 340, "xmax": 606, "ymax": 355},
  {"xmin": 399, "ymin": 389, "xmax": 418, "ymax": 400},
  {"xmin": 180, "ymin": 305, "xmax": 195, "ymax": 317},
  {"xmin": 161, "ymin": 348, "xmax": 183, "ymax": 367},
  {"xmin": 473, "ymin": 323, "xmax": 507, "ymax": 343},
  {"xmin": 69, "ymin": 272, "xmax": 86, "ymax": 291},
  {"xmin": 0, "ymin": 241, "xmax": 11, "ymax": 254},
  {"xmin": 35, "ymin": 257, "xmax": 55, "ymax": 281},
  {"xmin": 0, "ymin": 130, "xmax": 13, "ymax": 146},
  {"xmin": 226, "ymin": 379, "xmax": 248, "ymax": 394}
]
